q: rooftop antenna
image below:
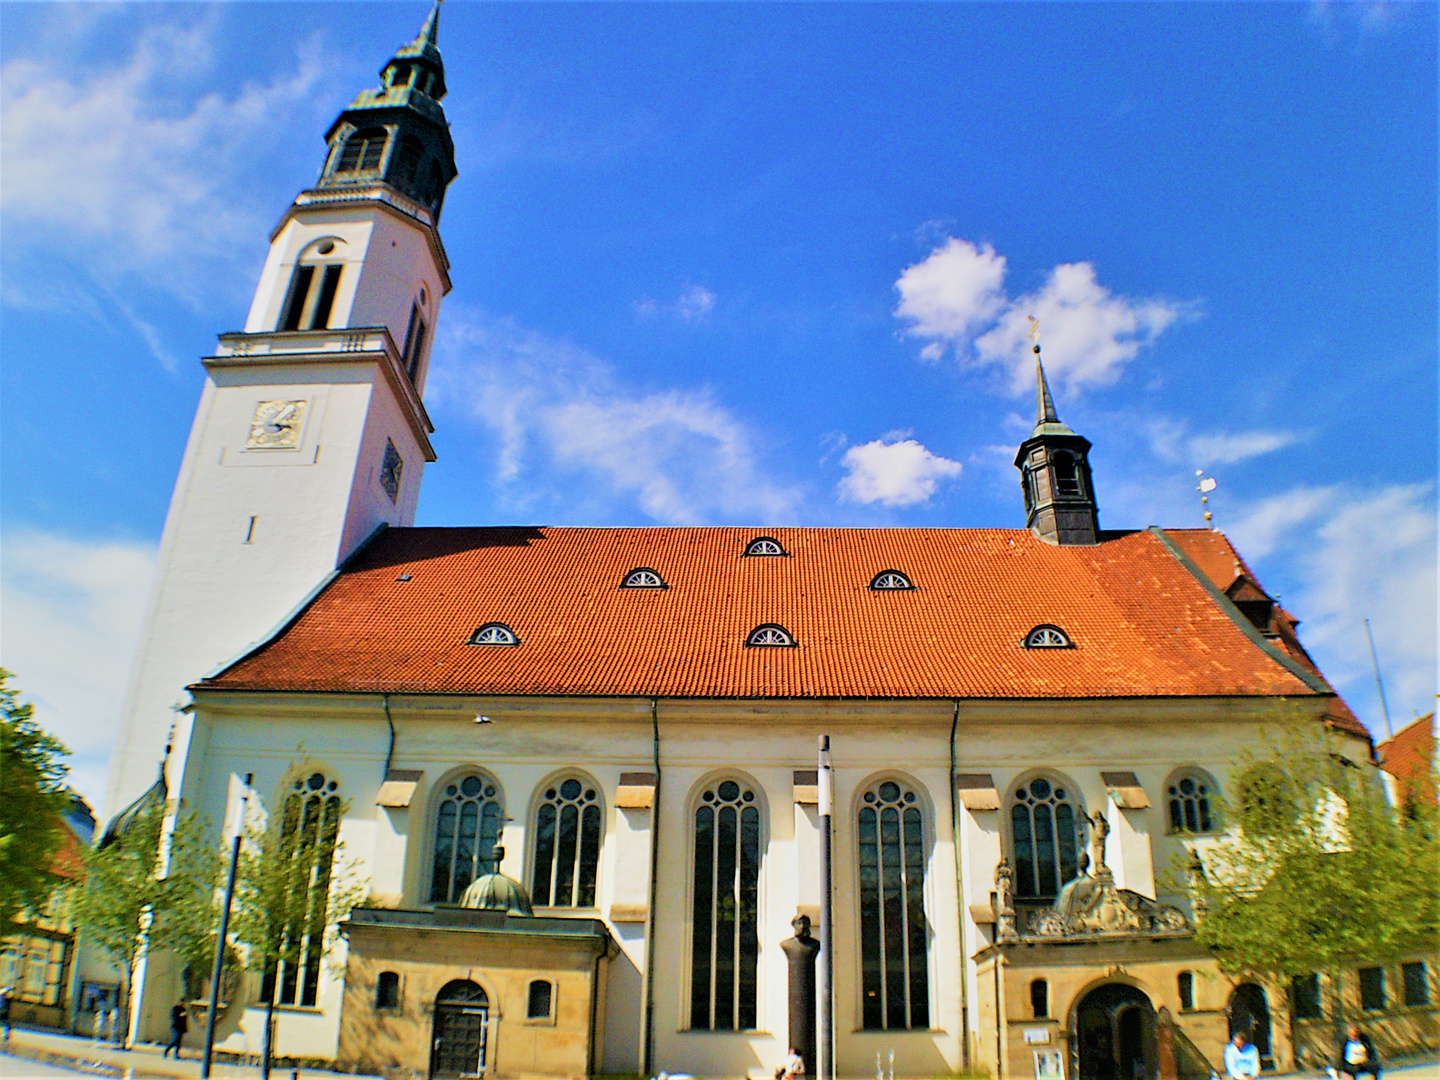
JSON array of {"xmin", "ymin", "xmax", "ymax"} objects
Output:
[
  {"xmin": 1363, "ymin": 619, "xmax": 1394, "ymax": 740},
  {"xmin": 1195, "ymin": 470, "xmax": 1217, "ymax": 530}
]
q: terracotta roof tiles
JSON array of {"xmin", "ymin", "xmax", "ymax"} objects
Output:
[{"xmin": 204, "ymin": 526, "xmax": 1338, "ymax": 704}]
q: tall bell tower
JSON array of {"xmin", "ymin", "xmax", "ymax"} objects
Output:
[
  {"xmin": 1014, "ymin": 345, "xmax": 1101, "ymax": 545},
  {"xmin": 104, "ymin": 5, "xmax": 458, "ymax": 814}
]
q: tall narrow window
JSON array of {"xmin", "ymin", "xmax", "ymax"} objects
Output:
[
  {"xmin": 1053, "ymin": 452, "xmax": 1081, "ymax": 497},
  {"xmin": 1291, "ymin": 974, "xmax": 1322, "ymax": 1020},
  {"xmin": 430, "ymin": 774, "xmax": 503, "ymax": 903},
  {"xmin": 376, "ymin": 971, "xmax": 400, "ymax": 1009},
  {"xmin": 858, "ymin": 780, "xmax": 929, "ymax": 1030},
  {"xmin": 261, "ymin": 771, "xmax": 341, "ymax": 1008},
  {"xmin": 279, "ymin": 265, "xmax": 315, "ymax": 330},
  {"xmin": 401, "ymin": 301, "xmax": 428, "ymax": 380},
  {"xmin": 1358, "ymin": 967, "xmax": 1385, "ymax": 1011},
  {"xmin": 309, "ymin": 265, "xmax": 343, "ymax": 330},
  {"xmin": 532, "ymin": 778, "xmax": 602, "ymax": 907},
  {"xmin": 1402, "ymin": 962, "xmax": 1429, "ymax": 1007},
  {"xmin": 691, "ymin": 779, "xmax": 761, "ymax": 1031},
  {"xmin": 393, "ymin": 135, "xmax": 424, "ymax": 192},
  {"xmin": 1031, "ymin": 980, "xmax": 1049, "ymax": 1018},
  {"xmin": 1011, "ymin": 776, "xmax": 1080, "ymax": 898},
  {"xmin": 1178, "ymin": 971, "xmax": 1195, "ymax": 1011}
]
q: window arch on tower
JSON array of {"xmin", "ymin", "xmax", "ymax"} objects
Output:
[
  {"xmin": 690, "ymin": 776, "xmax": 762, "ymax": 1031},
  {"xmin": 392, "ymin": 134, "xmax": 425, "ymax": 193},
  {"xmin": 857, "ymin": 777, "xmax": 930, "ymax": 1030},
  {"xmin": 336, "ymin": 126, "xmax": 387, "ymax": 174},
  {"xmin": 531, "ymin": 775, "xmax": 603, "ymax": 908},
  {"xmin": 1009, "ymin": 773, "xmax": 1083, "ymax": 899},
  {"xmin": 1053, "ymin": 452, "xmax": 1083, "ymax": 497},
  {"xmin": 261, "ymin": 769, "xmax": 342, "ymax": 1009},
  {"xmin": 278, "ymin": 239, "xmax": 347, "ymax": 332},
  {"xmin": 429, "ymin": 771, "xmax": 504, "ymax": 903}
]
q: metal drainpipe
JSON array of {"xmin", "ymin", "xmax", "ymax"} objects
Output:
[
  {"xmin": 642, "ymin": 697, "xmax": 662, "ymax": 1077},
  {"xmin": 950, "ymin": 699, "xmax": 971, "ymax": 1072},
  {"xmin": 381, "ymin": 694, "xmax": 396, "ymax": 780}
]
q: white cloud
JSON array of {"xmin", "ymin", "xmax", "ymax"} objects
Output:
[
  {"xmin": 634, "ymin": 284, "xmax": 717, "ymax": 325},
  {"xmin": 838, "ymin": 436, "xmax": 963, "ymax": 507},
  {"xmin": 0, "ymin": 12, "xmax": 326, "ymax": 307},
  {"xmin": 0, "ymin": 530, "xmax": 158, "ymax": 812},
  {"xmin": 427, "ymin": 307, "xmax": 804, "ymax": 525},
  {"xmin": 1228, "ymin": 483, "xmax": 1436, "ymax": 732},
  {"xmin": 894, "ymin": 237, "xmax": 1190, "ymax": 394},
  {"xmin": 1146, "ymin": 417, "xmax": 1302, "ymax": 468}
]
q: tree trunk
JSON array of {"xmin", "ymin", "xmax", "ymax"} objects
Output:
[{"xmin": 262, "ymin": 992, "xmax": 275, "ymax": 1080}]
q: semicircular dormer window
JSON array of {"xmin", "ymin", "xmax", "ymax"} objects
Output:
[
  {"xmin": 469, "ymin": 623, "xmax": 519, "ymax": 646},
  {"xmin": 743, "ymin": 537, "xmax": 786, "ymax": 557},
  {"xmin": 746, "ymin": 624, "xmax": 796, "ymax": 647},
  {"xmin": 1024, "ymin": 625, "xmax": 1072, "ymax": 649},
  {"xmin": 870, "ymin": 570, "xmax": 914, "ymax": 591},
  {"xmin": 620, "ymin": 568, "xmax": 667, "ymax": 589}
]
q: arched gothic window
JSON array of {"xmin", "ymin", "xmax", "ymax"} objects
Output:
[
  {"xmin": 743, "ymin": 537, "xmax": 785, "ymax": 556},
  {"xmin": 1024, "ymin": 625, "xmax": 1072, "ymax": 649},
  {"xmin": 1167, "ymin": 771, "xmax": 1216, "ymax": 834},
  {"xmin": 1011, "ymin": 776, "xmax": 1081, "ymax": 898},
  {"xmin": 746, "ymin": 624, "xmax": 796, "ymax": 647},
  {"xmin": 691, "ymin": 779, "xmax": 761, "ymax": 1031},
  {"xmin": 620, "ymin": 568, "xmax": 667, "ymax": 589},
  {"xmin": 857, "ymin": 780, "xmax": 929, "ymax": 1030},
  {"xmin": 336, "ymin": 127, "xmax": 387, "ymax": 173},
  {"xmin": 532, "ymin": 778, "xmax": 602, "ymax": 907},
  {"xmin": 1053, "ymin": 452, "xmax": 1082, "ymax": 497},
  {"xmin": 262, "ymin": 771, "xmax": 341, "ymax": 1008},
  {"xmin": 870, "ymin": 570, "xmax": 914, "ymax": 590},
  {"xmin": 430, "ymin": 774, "xmax": 503, "ymax": 903}
]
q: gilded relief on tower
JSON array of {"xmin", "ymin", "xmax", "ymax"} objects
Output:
[{"xmin": 246, "ymin": 400, "xmax": 308, "ymax": 449}]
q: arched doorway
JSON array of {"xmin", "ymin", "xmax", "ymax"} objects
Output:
[
  {"xmin": 1228, "ymin": 983, "xmax": 1273, "ymax": 1070},
  {"xmin": 1073, "ymin": 983, "xmax": 1157, "ymax": 1080},
  {"xmin": 431, "ymin": 979, "xmax": 489, "ymax": 1079}
]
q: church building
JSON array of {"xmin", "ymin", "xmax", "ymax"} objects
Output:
[{"xmin": 101, "ymin": 8, "xmax": 1386, "ymax": 1080}]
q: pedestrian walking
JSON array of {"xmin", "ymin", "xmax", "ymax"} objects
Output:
[
  {"xmin": 1336, "ymin": 1023, "xmax": 1381, "ymax": 1080},
  {"xmin": 0, "ymin": 985, "xmax": 12, "ymax": 1042},
  {"xmin": 1224, "ymin": 1032, "xmax": 1260, "ymax": 1079},
  {"xmin": 163, "ymin": 999, "xmax": 189, "ymax": 1059}
]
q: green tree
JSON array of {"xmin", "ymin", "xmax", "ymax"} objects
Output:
[
  {"xmin": 71, "ymin": 794, "xmax": 222, "ymax": 1047},
  {"xmin": 0, "ymin": 669, "xmax": 72, "ymax": 932},
  {"xmin": 1190, "ymin": 719, "xmax": 1440, "ymax": 1020},
  {"xmin": 230, "ymin": 780, "xmax": 367, "ymax": 1078}
]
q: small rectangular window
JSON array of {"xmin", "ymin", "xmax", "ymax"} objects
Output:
[
  {"xmin": 527, "ymin": 979, "xmax": 552, "ymax": 1020},
  {"xmin": 1402, "ymin": 962, "xmax": 1429, "ymax": 1007},
  {"xmin": 376, "ymin": 970, "xmax": 400, "ymax": 1009},
  {"xmin": 1291, "ymin": 974, "xmax": 1322, "ymax": 1020},
  {"xmin": 280, "ymin": 265, "xmax": 315, "ymax": 330},
  {"xmin": 1178, "ymin": 971, "xmax": 1194, "ymax": 1011},
  {"xmin": 1358, "ymin": 966, "xmax": 1385, "ymax": 1012},
  {"xmin": 309, "ymin": 265, "xmax": 343, "ymax": 329},
  {"xmin": 1030, "ymin": 979, "xmax": 1049, "ymax": 1019}
]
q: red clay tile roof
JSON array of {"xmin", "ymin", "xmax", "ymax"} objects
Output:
[
  {"xmin": 1379, "ymin": 713, "xmax": 1436, "ymax": 802},
  {"xmin": 203, "ymin": 526, "xmax": 1343, "ymax": 704}
]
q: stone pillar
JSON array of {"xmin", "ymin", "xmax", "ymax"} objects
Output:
[{"xmin": 780, "ymin": 914, "xmax": 820, "ymax": 1077}]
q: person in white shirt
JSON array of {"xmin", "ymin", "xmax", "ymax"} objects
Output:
[{"xmin": 1225, "ymin": 1032, "xmax": 1260, "ymax": 1079}]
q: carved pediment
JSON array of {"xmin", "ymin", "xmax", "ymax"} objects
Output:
[{"xmin": 1028, "ymin": 871, "xmax": 1189, "ymax": 939}]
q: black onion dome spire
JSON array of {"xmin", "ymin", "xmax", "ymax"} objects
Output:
[{"xmin": 316, "ymin": 2, "xmax": 457, "ymax": 221}]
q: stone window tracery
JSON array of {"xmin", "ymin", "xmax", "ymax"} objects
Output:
[
  {"xmin": 1010, "ymin": 775, "xmax": 1081, "ymax": 899},
  {"xmin": 690, "ymin": 779, "xmax": 761, "ymax": 1031},
  {"xmin": 263, "ymin": 770, "xmax": 341, "ymax": 1008},
  {"xmin": 532, "ymin": 777, "xmax": 602, "ymax": 908},
  {"xmin": 1166, "ymin": 771, "xmax": 1216, "ymax": 834},
  {"xmin": 858, "ymin": 779, "xmax": 929, "ymax": 1030},
  {"xmin": 430, "ymin": 773, "xmax": 503, "ymax": 903}
]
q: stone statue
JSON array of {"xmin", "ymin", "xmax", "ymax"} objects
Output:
[
  {"xmin": 994, "ymin": 858, "xmax": 1017, "ymax": 942},
  {"xmin": 1088, "ymin": 810, "xmax": 1110, "ymax": 875},
  {"xmin": 780, "ymin": 914, "xmax": 820, "ymax": 1078}
]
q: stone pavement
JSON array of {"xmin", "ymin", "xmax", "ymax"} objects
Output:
[{"xmin": 0, "ymin": 1027, "xmax": 383, "ymax": 1080}]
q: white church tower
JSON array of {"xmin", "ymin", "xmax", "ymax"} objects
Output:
[{"xmin": 104, "ymin": 5, "xmax": 457, "ymax": 816}]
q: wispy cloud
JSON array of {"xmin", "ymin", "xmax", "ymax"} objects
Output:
[
  {"xmin": 838, "ymin": 435, "xmax": 963, "ymax": 507},
  {"xmin": 427, "ymin": 307, "xmax": 804, "ymax": 525},
  {"xmin": 894, "ymin": 236, "xmax": 1193, "ymax": 394},
  {"xmin": 0, "ymin": 530, "xmax": 158, "ymax": 811},
  {"xmin": 1308, "ymin": 1, "xmax": 1399, "ymax": 39},
  {"xmin": 0, "ymin": 12, "xmax": 327, "ymax": 309},
  {"xmin": 1146, "ymin": 417, "xmax": 1303, "ymax": 468},
  {"xmin": 634, "ymin": 283, "xmax": 717, "ymax": 325},
  {"xmin": 1228, "ymin": 483, "xmax": 1436, "ymax": 730}
]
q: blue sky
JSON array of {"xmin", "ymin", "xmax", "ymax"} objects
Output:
[{"xmin": 1, "ymin": 1, "xmax": 1434, "ymax": 810}]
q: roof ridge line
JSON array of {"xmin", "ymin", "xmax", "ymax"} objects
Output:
[{"xmin": 1147, "ymin": 525, "xmax": 1331, "ymax": 696}]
